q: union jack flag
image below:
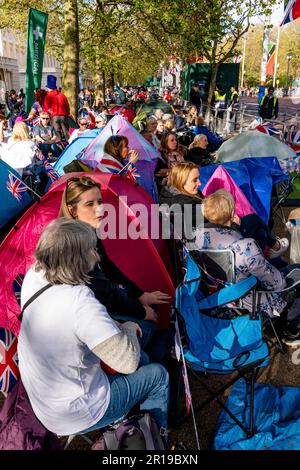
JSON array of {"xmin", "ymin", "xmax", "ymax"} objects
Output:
[
  {"xmin": 126, "ymin": 165, "xmax": 141, "ymax": 183},
  {"xmin": 255, "ymin": 123, "xmax": 282, "ymax": 139},
  {"xmin": 6, "ymin": 172, "xmax": 28, "ymax": 202},
  {"xmin": 0, "ymin": 328, "xmax": 20, "ymax": 395},
  {"xmin": 281, "ymin": 0, "xmax": 300, "ymax": 26},
  {"xmin": 13, "ymin": 273, "xmax": 25, "ymax": 306},
  {"xmin": 44, "ymin": 161, "xmax": 59, "ymax": 182},
  {"xmin": 34, "ymin": 147, "xmax": 45, "ymax": 161}
]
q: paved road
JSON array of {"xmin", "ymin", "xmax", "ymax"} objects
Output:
[{"xmin": 240, "ymin": 95, "xmax": 300, "ymax": 121}]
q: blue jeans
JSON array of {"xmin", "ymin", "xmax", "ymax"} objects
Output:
[
  {"xmin": 80, "ymin": 363, "xmax": 169, "ymax": 432},
  {"xmin": 38, "ymin": 142, "xmax": 60, "ymax": 160}
]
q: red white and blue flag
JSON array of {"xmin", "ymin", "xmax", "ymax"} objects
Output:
[
  {"xmin": 281, "ymin": 0, "xmax": 300, "ymax": 26},
  {"xmin": 44, "ymin": 161, "xmax": 59, "ymax": 182},
  {"xmin": 13, "ymin": 274, "xmax": 25, "ymax": 306},
  {"xmin": 119, "ymin": 164, "xmax": 141, "ymax": 183},
  {"xmin": 255, "ymin": 123, "xmax": 282, "ymax": 139},
  {"xmin": 0, "ymin": 328, "xmax": 20, "ymax": 395},
  {"xmin": 6, "ymin": 172, "xmax": 29, "ymax": 202},
  {"xmin": 96, "ymin": 154, "xmax": 124, "ymax": 174}
]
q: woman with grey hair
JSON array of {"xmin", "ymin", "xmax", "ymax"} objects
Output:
[{"xmin": 18, "ymin": 218, "xmax": 169, "ymax": 440}]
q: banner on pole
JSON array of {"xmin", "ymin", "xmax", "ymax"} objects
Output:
[
  {"xmin": 25, "ymin": 8, "xmax": 48, "ymax": 113},
  {"xmin": 281, "ymin": 0, "xmax": 300, "ymax": 26}
]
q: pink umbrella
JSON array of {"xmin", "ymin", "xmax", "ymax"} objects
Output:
[{"xmin": 203, "ymin": 166, "xmax": 256, "ymax": 218}]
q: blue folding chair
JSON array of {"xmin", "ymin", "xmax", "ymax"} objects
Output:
[{"xmin": 175, "ymin": 247, "xmax": 270, "ymax": 437}]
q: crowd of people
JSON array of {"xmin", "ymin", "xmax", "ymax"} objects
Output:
[{"xmin": 1, "ymin": 73, "xmax": 300, "ymax": 449}]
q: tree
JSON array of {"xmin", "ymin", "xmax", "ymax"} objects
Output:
[
  {"xmin": 62, "ymin": 0, "xmax": 79, "ymax": 117},
  {"xmin": 131, "ymin": 0, "xmax": 278, "ymax": 112}
]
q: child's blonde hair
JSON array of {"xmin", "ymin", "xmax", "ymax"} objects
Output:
[{"xmin": 202, "ymin": 189, "xmax": 235, "ymax": 225}]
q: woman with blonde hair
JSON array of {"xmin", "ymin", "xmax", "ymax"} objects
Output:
[
  {"xmin": 59, "ymin": 175, "xmax": 171, "ymax": 360},
  {"xmin": 18, "ymin": 217, "xmax": 169, "ymax": 439},
  {"xmin": 1, "ymin": 121, "xmax": 37, "ymax": 176},
  {"xmin": 160, "ymin": 162, "xmax": 289, "ymax": 257},
  {"xmin": 187, "ymin": 134, "xmax": 214, "ymax": 167}
]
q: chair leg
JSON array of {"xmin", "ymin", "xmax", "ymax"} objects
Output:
[
  {"xmin": 264, "ymin": 315, "xmax": 287, "ymax": 354},
  {"xmin": 186, "ymin": 368, "xmax": 257, "ymax": 437}
]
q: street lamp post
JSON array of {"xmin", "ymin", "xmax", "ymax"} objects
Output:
[{"xmin": 285, "ymin": 54, "xmax": 292, "ymax": 96}]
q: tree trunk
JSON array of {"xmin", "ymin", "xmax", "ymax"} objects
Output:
[
  {"xmin": 94, "ymin": 69, "xmax": 105, "ymax": 108},
  {"xmin": 106, "ymin": 72, "xmax": 115, "ymax": 92},
  {"xmin": 205, "ymin": 62, "xmax": 219, "ymax": 120},
  {"xmin": 62, "ymin": 0, "xmax": 79, "ymax": 118}
]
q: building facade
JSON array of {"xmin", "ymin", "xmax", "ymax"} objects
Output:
[{"xmin": 0, "ymin": 29, "xmax": 63, "ymax": 103}]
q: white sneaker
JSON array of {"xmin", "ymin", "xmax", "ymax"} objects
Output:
[{"xmin": 268, "ymin": 237, "xmax": 289, "ymax": 259}]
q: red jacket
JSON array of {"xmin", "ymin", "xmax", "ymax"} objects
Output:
[{"xmin": 44, "ymin": 89, "xmax": 70, "ymax": 117}]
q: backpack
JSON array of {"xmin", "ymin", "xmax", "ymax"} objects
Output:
[{"xmin": 91, "ymin": 413, "xmax": 165, "ymax": 450}]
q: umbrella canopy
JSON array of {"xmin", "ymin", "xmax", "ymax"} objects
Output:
[
  {"xmin": 139, "ymin": 100, "xmax": 174, "ymax": 115},
  {"xmin": 200, "ymin": 157, "xmax": 287, "ymax": 224},
  {"xmin": 202, "ymin": 166, "xmax": 256, "ymax": 219},
  {"xmin": 0, "ymin": 172, "xmax": 174, "ymax": 336},
  {"xmin": 54, "ymin": 129, "xmax": 100, "ymax": 176},
  {"xmin": 217, "ymin": 131, "xmax": 296, "ymax": 163}
]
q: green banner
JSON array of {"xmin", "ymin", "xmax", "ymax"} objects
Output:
[{"xmin": 25, "ymin": 8, "xmax": 48, "ymax": 113}]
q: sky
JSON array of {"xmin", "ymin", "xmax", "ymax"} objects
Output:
[
  {"xmin": 270, "ymin": 0, "xmax": 285, "ymax": 26},
  {"xmin": 251, "ymin": 0, "xmax": 285, "ymax": 26}
]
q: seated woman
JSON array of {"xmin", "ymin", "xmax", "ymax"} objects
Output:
[
  {"xmin": 193, "ymin": 116, "xmax": 223, "ymax": 151},
  {"xmin": 59, "ymin": 175, "xmax": 171, "ymax": 358},
  {"xmin": 156, "ymin": 132, "xmax": 187, "ymax": 189},
  {"xmin": 1, "ymin": 122, "xmax": 37, "ymax": 177},
  {"xmin": 159, "ymin": 162, "xmax": 289, "ymax": 258},
  {"xmin": 197, "ymin": 190, "xmax": 300, "ymax": 345},
  {"xmin": 187, "ymin": 134, "xmax": 215, "ymax": 167},
  {"xmin": 185, "ymin": 105, "xmax": 198, "ymax": 127},
  {"xmin": 97, "ymin": 135, "xmax": 139, "ymax": 174},
  {"xmin": 68, "ymin": 116, "xmax": 90, "ymax": 143},
  {"xmin": 18, "ymin": 218, "xmax": 169, "ymax": 439}
]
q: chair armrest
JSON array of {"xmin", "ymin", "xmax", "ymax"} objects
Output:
[{"xmin": 197, "ymin": 275, "xmax": 257, "ymax": 311}]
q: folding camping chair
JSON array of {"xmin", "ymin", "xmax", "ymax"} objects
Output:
[
  {"xmin": 193, "ymin": 248, "xmax": 300, "ymax": 354},
  {"xmin": 271, "ymin": 175, "xmax": 296, "ymax": 226},
  {"xmin": 175, "ymin": 246, "xmax": 270, "ymax": 437}
]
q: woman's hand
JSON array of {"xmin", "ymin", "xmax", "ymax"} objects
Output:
[
  {"xmin": 139, "ymin": 291, "xmax": 172, "ymax": 306},
  {"xmin": 122, "ymin": 321, "xmax": 143, "ymax": 337},
  {"xmin": 128, "ymin": 149, "xmax": 139, "ymax": 164}
]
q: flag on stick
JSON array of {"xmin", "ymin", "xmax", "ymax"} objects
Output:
[{"xmin": 25, "ymin": 8, "xmax": 48, "ymax": 113}]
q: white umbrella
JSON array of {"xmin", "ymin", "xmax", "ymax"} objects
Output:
[{"xmin": 217, "ymin": 130, "xmax": 296, "ymax": 163}]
